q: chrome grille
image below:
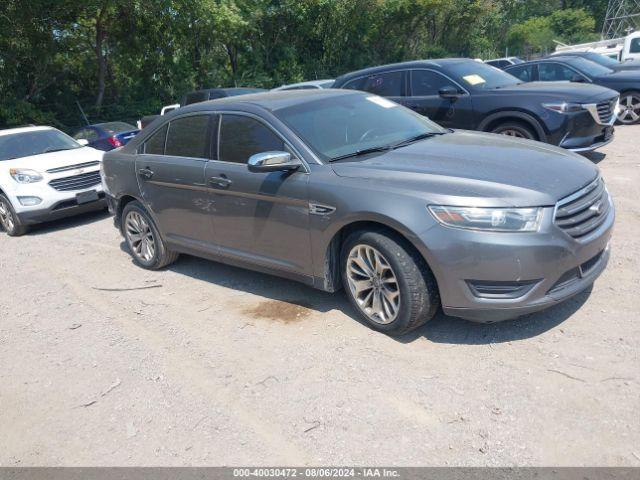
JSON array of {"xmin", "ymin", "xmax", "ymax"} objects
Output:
[
  {"xmin": 554, "ymin": 178, "xmax": 610, "ymax": 239},
  {"xmin": 596, "ymin": 99, "xmax": 616, "ymax": 124},
  {"xmin": 46, "ymin": 161, "xmax": 100, "ymax": 174},
  {"xmin": 49, "ymin": 171, "xmax": 101, "ymax": 191}
]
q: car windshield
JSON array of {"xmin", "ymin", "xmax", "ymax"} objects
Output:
[
  {"xmin": 565, "ymin": 57, "xmax": 614, "ymax": 76},
  {"xmin": 578, "ymin": 53, "xmax": 620, "ymax": 67},
  {"xmin": 274, "ymin": 93, "xmax": 446, "ymax": 161},
  {"xmin": 0, "ymin": 129, "xmax": 81, "ymax": 161},
  {"xmin": 445, "ymin": 61, "xmax": 521, "ymax": 89},
  {"xmin": 97, "ymin": 121, "xmax": 136, "ymax": 134}
]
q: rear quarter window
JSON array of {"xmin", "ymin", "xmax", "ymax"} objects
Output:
[{"xmin": 144, "ymin": 124, "xmax": 168, "ymax": 155}]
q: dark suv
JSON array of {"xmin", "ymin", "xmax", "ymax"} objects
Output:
[
  {"xmin": 505, "ymin": 56, "xmax": 640, "ymax": 124},
  {"xmin": 333, "ymin": 58, "xmax": 619, "ymax": 152},
  {"xmin": 102, "ymin": 90, "xmax": 613, "ymax": 336}
]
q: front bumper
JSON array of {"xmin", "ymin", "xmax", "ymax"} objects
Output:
[
  {"xmin": 543, "ymin": 103, "xmax": 617, "ymax": 152},
  {"xmin": 443, "ymin": 245, "xmax": 610, "ymax": 322},
  {"xmin": 418, "ymin": 200, "xmax": 614, "ymax": 323},
  {"xmin": 16, "ymin": 193, "xmax": 107, "ymax": 225},
  {"xmin": 558, "ymin": 111, "xmax": 615, "ymax": 152}
]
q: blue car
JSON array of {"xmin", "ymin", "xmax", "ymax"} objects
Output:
[{"xmin": 72, "ymin": 122, "xmax": 140, "ymax": 151}]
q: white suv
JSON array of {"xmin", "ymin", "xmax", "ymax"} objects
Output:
[{"xmin": 0, "ymin": 126, "xmax": 105, "ymax": 236}]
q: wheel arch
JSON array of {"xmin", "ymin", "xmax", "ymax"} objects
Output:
[
  {"xmin": 478, "ymin": 110, "xmax": 547, "ymax": 142},
  {"xmin": 115, "ymin": 194, "xmax": 145, "ymax": 233},
  {"xmin": 318, "ymin": 217, "xmax": 438, "ymax": 294}
]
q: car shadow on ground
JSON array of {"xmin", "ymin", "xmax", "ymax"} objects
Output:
[
  {"xmin": 119, "ymin": 244, "xmax": 589, "ymax": 345},
  {"xmin": 400, "ymin": 287, "xmax": 592, "ymax": 345},
  {"xmin": 24, "ymin": 209, "xmax": 110, "ymax": 236},
  {"xmin": 582, "ymin": 151, "xmax": 607, "ymax": 164}
]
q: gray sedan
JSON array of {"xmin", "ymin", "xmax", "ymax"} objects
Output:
[{"xmin": 101, "ymin": 90, "xmax": 614, "ymax": 335}]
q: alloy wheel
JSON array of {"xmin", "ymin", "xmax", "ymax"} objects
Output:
[
  {"xmin": 125, "ymin": 211, "xmax": 156, "ymax": 262},
  {"xmin": 0, "ymin": 200, "xmax": 15, "ymax": 232},
  {"xmin": 499, "ymin": 128, "xmax": 527, "ymax": 138},
  {"xmin": 618, "ymin": 94, "xmax": 640, "ymax": 124},
  {"xmin": 346, "ymin": 245, "xmax": 401, "ymax": 324}
]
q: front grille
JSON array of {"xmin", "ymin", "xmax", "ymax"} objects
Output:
[
  {"xmin": 596, "ymin": 98, "xmax": 616, "ymax": 124},
  {"xmin": 46, "ymin": 161, "xmax": 100, "ymax": 174},
  {"xmin": 554, "ymin": 178, "xmax": 610, "ymax": 239},
  {"xmin": 49, "ymin": 171, "xmax": 101, "ymax": 191}
]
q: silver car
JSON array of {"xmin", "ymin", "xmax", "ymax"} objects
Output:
[{"xmin": 102, "ymin": 90, "xmax": 614, "ymax": 335}]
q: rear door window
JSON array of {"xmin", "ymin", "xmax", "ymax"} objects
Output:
[
  {"xmin": 362, "ymin": 71, "xmax": 405, "ymax": 97},
  {"xmin": 164, "ymin": 115, "xmax": 211, "ymax": 159},
  {"xmin": 144, "ymin": 124, "xmax": 168, "ymax": 155},
  {"xmin": 506, "ymin": 64, "xmax": 535, "ymax": 82},
  {"xmin": 342, "ymin": 77, "xmax": 365, "ymax": 91},
  {"xmin": 218, "ymin": 114, "xmax": 284, "ymax": 164},
  {"xmin": 538, "ymin": 63, "xmax": 578, "ymax": 81}
]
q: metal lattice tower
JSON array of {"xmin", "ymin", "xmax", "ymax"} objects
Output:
[{"xmin": 602, "ymin": 0, "xmax": 640, "ymax": 38}]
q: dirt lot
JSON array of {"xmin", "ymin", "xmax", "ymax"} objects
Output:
[{"xmin": 0, "ymin": 126, "xmax": 638, "ymax": 467}]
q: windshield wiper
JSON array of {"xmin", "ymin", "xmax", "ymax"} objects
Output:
[
  {"xmin": 330, "ymin": 145, "xmax": 394, "ymax": 162},
  {"xmin": 389, "ymin": 131, "xmax": 446, "ymax": 150},
  {"xmin": 42, "ymin": 147, "xmax": 75, "ymax": 154}
]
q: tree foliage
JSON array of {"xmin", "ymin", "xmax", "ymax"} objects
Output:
[{"xmin": 0, "ymin": 0, "xmax": 606, "ymax": 130}]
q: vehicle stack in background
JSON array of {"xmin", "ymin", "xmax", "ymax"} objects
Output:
[{"xmin": 332, "ymin": 58, "xmax": 619, "ymax": 151}]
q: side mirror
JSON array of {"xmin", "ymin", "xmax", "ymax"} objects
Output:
[
  {"xmin": 248, "ymin": 151, "xmax": 302, "ymax": 173},
  {"xmin": 77, "ymin": 138, "xmax": 89, "ymax": 146},
  {"xmin": 438, "ymin": 85, "xmax": 462, "ymax": 98},
  {"xmin": 570, "ymin": 75, "xmax": 585, "ymax": 83}
]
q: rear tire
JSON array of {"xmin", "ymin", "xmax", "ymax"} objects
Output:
[
  {"xmin": 341, "ymin": 229, "xmax": 440, "ymax": 336},
  {"xmin": 0, "ymin": 194, "xmax": 28, "ymax": 237},
  {"xmin": 491, "ymin": 121, "xmax": 537, "ymax": 140},
  {"xmin": 122, "ymin": 201, "xmax": 178, "ymax": 270},
  {"xmin": 616, "ymin": 91, "xmax": 640, "ymax": 125}
]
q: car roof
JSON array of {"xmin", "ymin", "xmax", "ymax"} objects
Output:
[
  {"xmin": 272, "ymin": 79, "xmax": 334, "ymax": 90},
  {"xmin": 513, "ymin": 56, "xmax": 576, "ymax": 65},
  {"xmin": 334, "ymin": 58, "xmax": 473, "ymax": 82},
  {"xmin": 189, "ymin": 87, "xmax": 266, "ymax": 95},
  {"xmin": 0, "ymin": 126, "xmax": 54, "ymax": 137},
  {"xmin": 176, "ymin": 88, "xmax": 362, "ymax": 114}
]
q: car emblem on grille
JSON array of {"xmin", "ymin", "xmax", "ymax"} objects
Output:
[
  {"xmin": 75, "ymin": 168, "xmax": 85, "ymax": 175},
  {"xmin": 589, "ymin": 201, "xmax": 603, "ymax": 216}
]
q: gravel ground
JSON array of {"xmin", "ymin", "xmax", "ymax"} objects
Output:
[{"xmin": 0, "ymin": 126, "xmax": 638, "ymax": 467}]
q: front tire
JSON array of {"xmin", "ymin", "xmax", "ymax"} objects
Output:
[
  {"xmin": 122, "ymin": 201, "xmax": 178, "ymax": 270},
  {"xmin": 491, "ymin": 121, "xmax": 536, "ymax": 140},
  {"xmin": 617, "ymin": 91, "xmax": 640, "ymax": 125},
  {"xmin": 341, "ymin": 230, "xmax": 440, "ymax": 336},
  {"xmin": 0, "ymin": 194, "xmax": 28, "ymax": 237}
]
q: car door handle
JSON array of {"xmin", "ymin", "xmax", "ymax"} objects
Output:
[
  {"xmin": 208, "ymin": 176, "xmax": 233, "ymax": 189},
  {"xmin": 138, "ymin": 167, "xmax": 154, "ymax": 179}
]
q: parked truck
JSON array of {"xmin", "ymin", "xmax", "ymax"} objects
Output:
[{"xmin": 554, "ymin": 31, "xmax": 640, "ymax": 62}]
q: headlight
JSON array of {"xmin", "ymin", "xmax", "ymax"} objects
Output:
[
  {"xmin": 10, "ymin": 168, "xmax": 43, "ymax": 184},
  {"xmin": 428, "ymin": 206, "xmax": 543, "ymax": 232},
  {"xmin": 542, "ymin": 102, "xmax": 584, "ymax": 113}
]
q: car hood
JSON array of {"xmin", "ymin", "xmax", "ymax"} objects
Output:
[
  {"xmin": 612, "ymin": 60, "xmax": 640, "ymax": 71},
  {"xmin": 595, "ymin": 69, "xmax": 640, "ymax": 83},
  {"xmin": 490, "ymin": 81, "xmax": 617, "ymax": 102},
  {"xmin": 2, "ymin": 147, "xmax": 103, "ymax": 172},
  {"xmin": 330, "ymin": 130, "xmax": 598, "ymax": 207}
]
